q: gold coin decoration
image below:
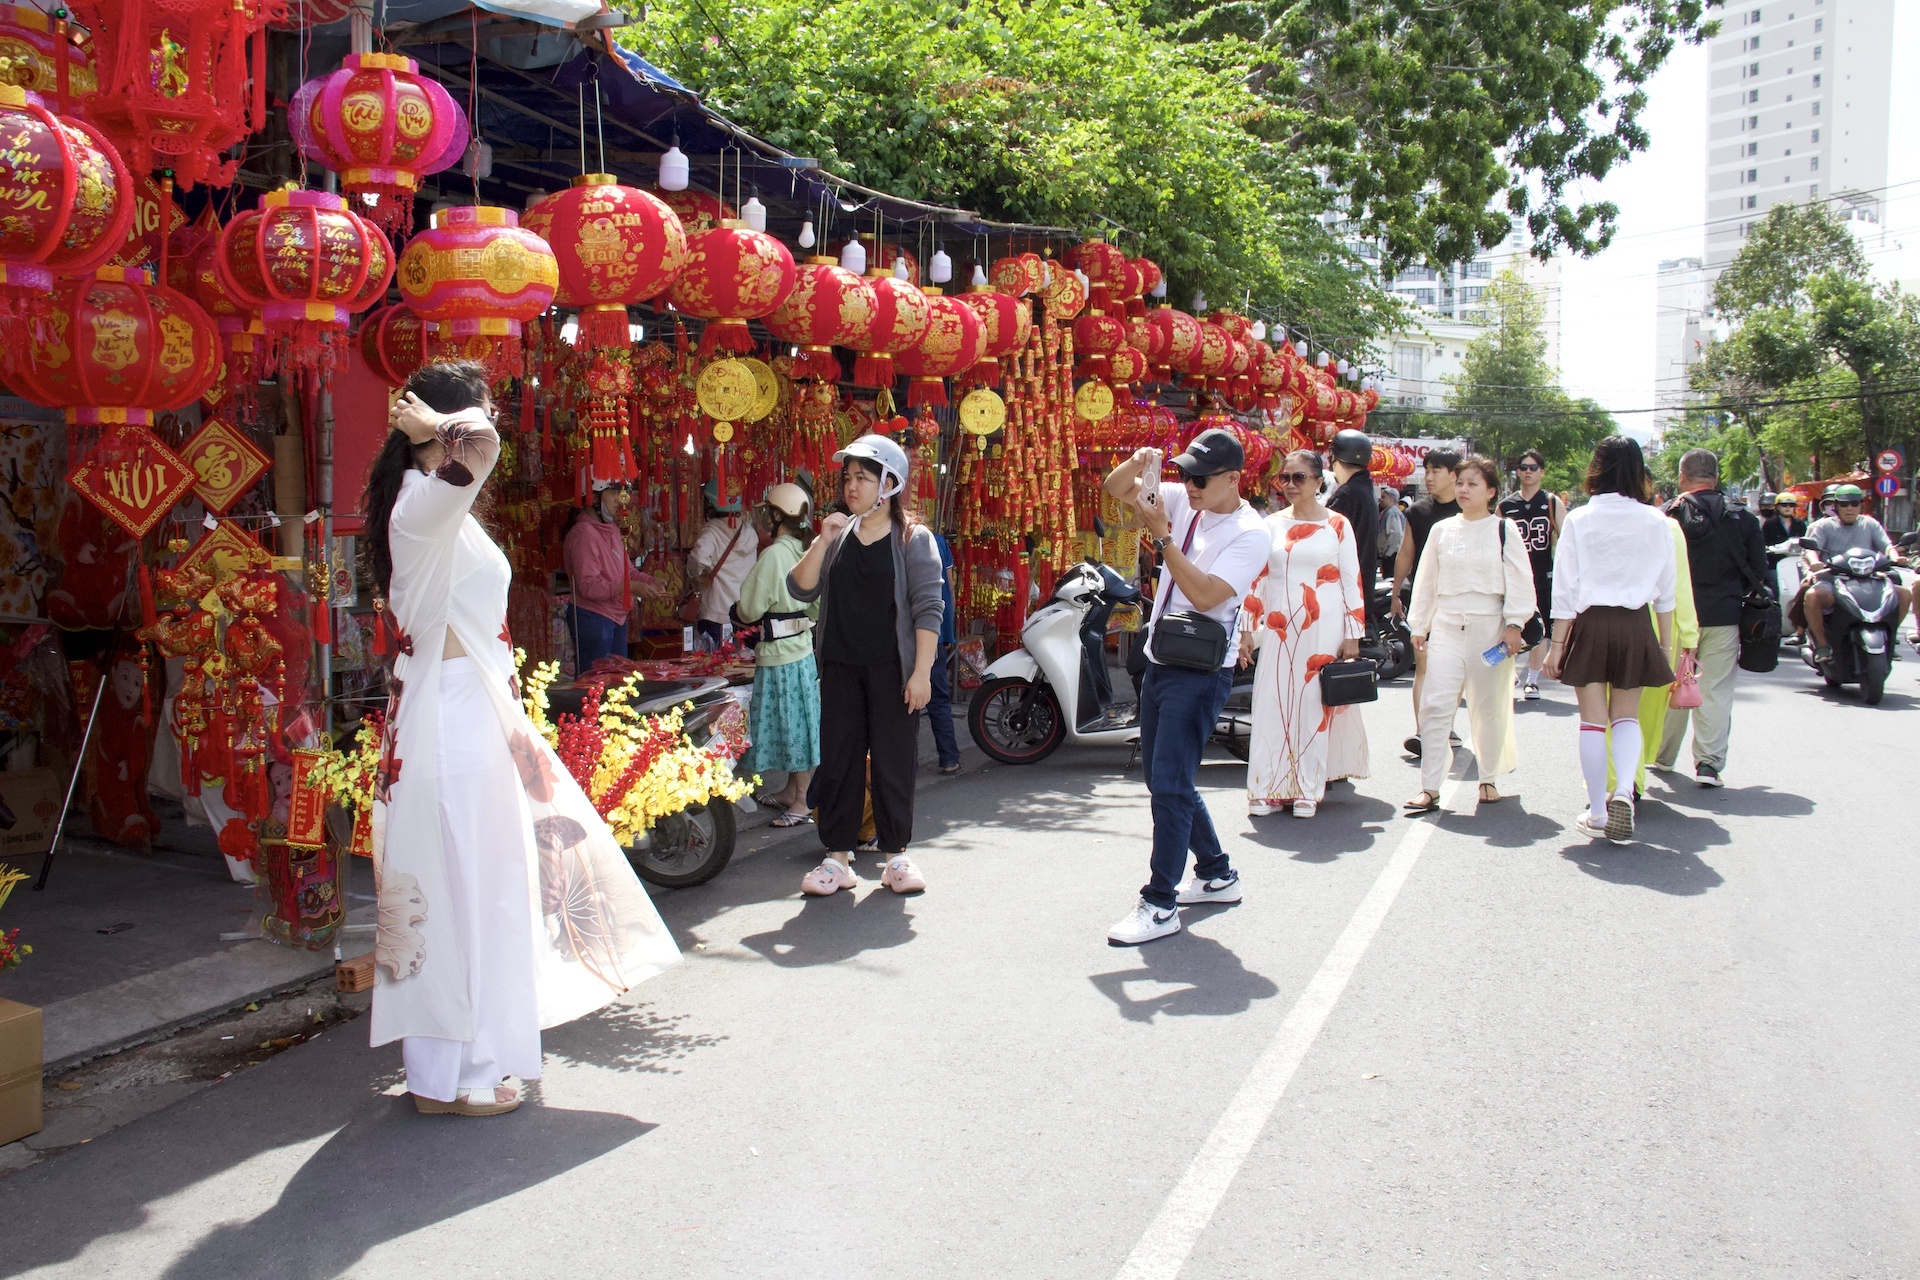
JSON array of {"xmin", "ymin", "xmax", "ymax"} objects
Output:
[
  {"xmin": 743, "ymin": 358, "xmax": 779, "ymax": 422},
  {"xmin": 959, "ymin": 387, "xmax": 1008, "ymax": 436},
  {"xmin": 711, "ymin": 420, "xmax": 736, "ymax": 443},
  {"xmin": 696, "ymin": 359, "xmax": 757, "ymax": 422},
  {"xmin": 1074, "ymin": 380, "xmax": 1115, "ymax": 422}
]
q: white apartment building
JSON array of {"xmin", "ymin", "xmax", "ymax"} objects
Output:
[
  {"xmin": 1705, "ymin": 0, "xmax": 1894, "ymax": 271},
  {"xmin": 1371, "ymin": 230, "xmax": 1563, "ymax": 409},
  {"xmin": 1653, "ymin": 257, "xmax": 1711, "ymax": 435}
]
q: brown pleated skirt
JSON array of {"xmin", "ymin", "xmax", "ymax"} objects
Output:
[{"xmin": 1559, "ymin": 605, "xmax": 1675, "ymax": 689}]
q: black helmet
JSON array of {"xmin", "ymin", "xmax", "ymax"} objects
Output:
[{"xmin": 1330, "ymin": 429, "xmax": 1372, "ymax": 467}]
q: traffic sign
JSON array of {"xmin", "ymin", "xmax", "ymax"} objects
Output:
[
  {"xmin": 1875, "ymin": 476, "xmax": 1899, "ymax": 496},
  {"xmin": 1876, "ymin": 448, "xmax": 1903, "ymax": 473}
]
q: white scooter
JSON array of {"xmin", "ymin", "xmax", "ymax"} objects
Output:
[{"xmin": 967, "ymin": 560, "xmax": 1253, "ymax": 765}]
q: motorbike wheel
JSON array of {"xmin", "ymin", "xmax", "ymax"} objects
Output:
[
  {"xmin": 1216, "ymin": 679, "xmax": 1253, "ymax": 762},
  {"xmin": 1373, "ymin": 629, "xmax": 1415, "ymax": 683},
  {"xmin": 1861, "ymin": 650, "xmax": 1889, "ymax": 705},
  {"xmin": 968, "ymin": 676, "xmax": 1066, "ymax": 765},
  {"xmin": 629, "ymin": 800, "xmax": 737, "ymax": 888}
]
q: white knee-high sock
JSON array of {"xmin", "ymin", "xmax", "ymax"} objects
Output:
[
  {"xmin": 1579, "ymin": 723, "xmax": 1609, "ymax": 819},
  {"xmin": 1609, "ymin": 718, "xmax": 1642, "ymax": 800}
]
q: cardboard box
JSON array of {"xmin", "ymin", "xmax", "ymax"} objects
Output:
[
  {"xmin": 0, "ymin": 998, "xmax": 43, "ymax": 1146},
  {"xmin": 0, "ymin": 767, "xmax": 62, "ymax": 860}
]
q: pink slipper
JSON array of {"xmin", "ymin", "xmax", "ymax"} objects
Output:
[
  {"xmin": 801, "ymin": 858, "xmax": 858, "ymax": 896},
  {"xmin": 880, "ymin": 856, "xmax": 926, "ymax": 894}
]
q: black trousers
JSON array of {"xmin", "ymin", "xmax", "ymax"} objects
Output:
[{"xmin": 817, "ymin": 658, "xmax": 919, "ymax": 854}]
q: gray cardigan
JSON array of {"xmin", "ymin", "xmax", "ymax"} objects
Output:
[{"xmin": 788, "ymin": 521, "xmax": 946, "ymax": 677}]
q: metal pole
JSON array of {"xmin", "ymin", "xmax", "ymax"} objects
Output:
[
  {"xmin": 319, "ymin": 387, "xmax": 336, "ymax": 739},
  {"xmin": 34, "ymin": 667, "xmax": 107, "ymax": 892}
]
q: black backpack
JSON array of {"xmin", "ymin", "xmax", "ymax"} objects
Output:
[{"xmin": 1677, "ymin": 494, "xmax": 1780, "ymax": 673}]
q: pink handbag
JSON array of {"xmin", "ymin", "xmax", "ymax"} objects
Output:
[{"xmin": 1669, "ymin": 652, "xmax": 1702, "ymax": 709}]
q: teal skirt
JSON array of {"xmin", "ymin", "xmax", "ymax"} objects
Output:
[{"xmin": 744, "ymin": 653, "xmax": 821, "ymax": 775}]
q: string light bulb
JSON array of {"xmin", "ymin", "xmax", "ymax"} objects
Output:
[
  {"xmin": 658, "ymin": 143, "xmax": 690, "ymax": 192},
  {"xmin": 840, "ymin": 238, "xmax": 867, "ymax": 274},
  {"xmin": 742, "ymin": 195, "xmax": 767, "ymax": 232},
  {"xmin": 930, "ymin": 247, "xmax": 952, "ymax": 284},
  {"xmin": 797, "ymin": 217, "xmax": 816, "ymax": 249}
]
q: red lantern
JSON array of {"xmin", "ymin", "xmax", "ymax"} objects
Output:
[
  {"xmin": 848, "ymin": 268, "xmax": 931, "ymax": 390},
  {"xmin": 218, "ymin": 187, "xmax": 395, "ymax": 377},
  {"xmin": 1071, "ymin": 239, "xmax": 1127, "ymax": 311},
  {"xmin": 1073, "ymin": 311, "xmax": 1127, "ymax": 382},
  {"xmin": 6, "ymin": 266, "xmax": 219, "ymax": 426},
  {"xmin": 955, "ymin": 285, "xmax": 1030, "ymax": 387},
  {"xmin": 666, "ymin": 220, "xmax": 796, "ymax": 356},
  {"xmin": 655, "ymin": 188, "xmax": 734, "ymax": 235},
  {"xmin": 895, "ymin": 287, "xmax": 984, "ymax": 408},
  {"xmin": 1149, "ymin": 307, "xmax": 1201, "ymax": 383},
  {"xmin": 1109, "ymin": 345, "xmax": 1148, "ymax": 389},
  {"xmin": 1188, "ymin": 319, "xmax": 1235, "ymax": 383},
  {"xmin": 541, "ymin": 174, "xmax": 688, "ymax": 348},
  {"xmin": 71, "ymin": 0, "xmax": 275, "ymax": 190},
  {"xmin": 0, "ymin": 84, "xmax": 136, "ymax": 324},
  {"xmin": 357, "ymin": 302, "xmax": 427, "ymax": 386},
  {"xmin": 0, "ymin": 6, "xmax": 98, "ymax": 106},
  {"xmin": 397, "ymin": 204, "xmax": 557, "ymax": 376},
  {"xmin": 289, "ymin": 53, "xmax": 465, "ymax": 236},
  {"xmin": 765, "ymin": 256, "xmax": 877, "ymax": 381},
  {"xmin": 1131, "ymin": 258, "xmax": 1163, "ymax": 318},
  {"xmin": 990, "ymin": 253, "xmax": 1044, "ymax": 298}
]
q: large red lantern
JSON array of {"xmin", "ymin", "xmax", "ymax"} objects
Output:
[
  {"xmin": 397, "ymin": 204, "xmax": 558, "ymax": 375},
  {"xmin": 1073, "ymin": 311, "xmax": 1127, "ymax": 382},
  {"xmin": 357, "ymin": 302, "xmax": 427, "ymax": 386},
  {"xmin": 955, "ymin": 285, "xmax": 1030, "ymax": 387},
  {"xmin": 289, "ymin": 53, "xmax": 466, "ymax": 236},
  {"xmin": 6, "ymin": 266, "xmax": 219, "ymax": 423},
  {"xmin": 896, "ymin": 288, "xmax": 985, "ymax": 408},
  {"xmin": 666, "ymin": 220, "xmax": 795, "ymax": 356},
  {"xmin": 540, "ymin": 174, "xmax": 688, "ymax": 348},
  {"xmin": 655, "ymin": 188, "xmax": 733, "ymax": 235},
  {"xmin": 1148, "ymin": 307, "xmax": 1201, "ymax": 383},
  {"xmin": 765, "ymin": 256, "xmax": 877, "ymax": 381},
  {"xmin": 0, "ymin": 84, "xmax": 136, "ymax": 322},
  {"xmin": 71, "ymin": 0, "xmax": 276, "ymax": 190},
  {"xmin": 1188, "ymin": 319, "xmax": 1235, "ymax": 384},
  {"xmin": 1109, "ymin": 345, "xmax": 1148, "ymax": 389},
  {"xmin": 1071, "ymin": 239, "xmax": 1127, "ymax": 312},
  {"xmin": 848, "ymin": 267, "xmax": 931, "ymax": 390},
  {"xmin": 218, "ymin": 187, "xmax": 395, "ymax": 376}
]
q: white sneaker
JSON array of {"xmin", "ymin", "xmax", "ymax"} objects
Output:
[
  {"xmin": 801, "ymin": 858, "xmax": 858, "ymax": 896},
  {"xmin": 1175, "ymin": 871, "xmax": 1243, "ymax": 904},
  {"xmin": 1604, "ymin": 794, "xmax": 1634, "ymax": 844},
  {"xmin": 1108, "ymin": 899, "xmax": 1181, "ymax": 945},
  {"xmin": 1574, "ymin": 812, "xmax": 1608, "ymax": 841},
  {"xmin": 1522, "ymin": 679, "xmax": 1541, "ymax": 701}
]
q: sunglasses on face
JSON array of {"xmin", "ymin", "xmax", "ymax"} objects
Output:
[
  {"xmin": 1837, "ymin": 500, "xmax": 1863, "ymax": 508},
  {"xmin": 1180, "ymin": 470, "xmax": 1215, "ymax": 488},
  {"xmin": 1517, "ymin": 463, "xmax": 1542, "ymax": 472},
  {"xmin": 1278, "ymin": 471, "xmax": 1316, "ymax": 487}
]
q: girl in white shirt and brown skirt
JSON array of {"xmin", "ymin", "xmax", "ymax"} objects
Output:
[{"xmin": 1542, "ymin": 437, "xmax": 1677, "ymax": 845}]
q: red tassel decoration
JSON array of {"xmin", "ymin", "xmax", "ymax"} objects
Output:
[
  {"xmin": 371, "ymin": 603, "xmax": 389, "ymax": 656},
  {"xmin": 697, "ymin": 318, "xmax": 754, "ymax": 358},
  {"xmin": 906, "ymin": 378, "xmax": 947, "ymax": 409},
  {"xmin": 312, "ymin": 598, "xmax": 332, "ymax": 645},
  {"xmin": 137, "ymin": 562, "xmax": 158, "ymax": 630},
  {"xmin": 853, "ymin": 352, "xmax": 895, "ymax": 389},
  {"xmin": 578, "ymin": 304, "xmax": 631, "ymax": 350}
]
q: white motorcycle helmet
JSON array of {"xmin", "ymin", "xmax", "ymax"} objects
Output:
[{"xmin": 833, "ymin": 434, "xmax": 910, "ymax": 515}]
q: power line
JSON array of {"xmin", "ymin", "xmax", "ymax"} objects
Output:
[{"xmin": 1369, "ymin": 380, "xmax": 1920, "ymax": 419}]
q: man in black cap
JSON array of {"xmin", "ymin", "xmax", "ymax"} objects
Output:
[
  {"xmin": 1325, "ymin": 428, "xmax": 1379, "ymax": 608},
  {"xmin": 1101, "ymin": 429, "xmax": 1272, "ymax": 946}
]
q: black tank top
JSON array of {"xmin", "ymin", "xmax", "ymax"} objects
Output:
[{"xmin": 1497, "ymin": 490, "xmax": 1555, "ymax": 574}]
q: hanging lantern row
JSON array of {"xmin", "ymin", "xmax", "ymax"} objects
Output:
[
  {"xmin": 0, "ymin": 83, "xmax": 135, "ymax": 322},
  {"xmin": 396, "ymin": 203, "xmax": 556, "ymax": 376},
  {"xmin": 216, "ymin": 186, "xmax": 393, "ymax": 377}
]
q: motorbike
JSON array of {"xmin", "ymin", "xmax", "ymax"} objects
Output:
[
  {"xmin": 1798, "ymin": 536, "xmax": 1901, "ymax": 705},
  {"xmin": 1363, "ymin": 580, "xmax": 1416, "ymax": 682},
  {"xmin": 968, "ymin": 560, "xmax": 1257, "ymax": 765},
  {"xmin": 546, "ymin": 674, "xmax": 741, "ymax": 887}
]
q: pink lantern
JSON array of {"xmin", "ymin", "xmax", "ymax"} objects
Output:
[{"xmin": 395, "ymin": 205, "xmax": 558, "ymax": 375}]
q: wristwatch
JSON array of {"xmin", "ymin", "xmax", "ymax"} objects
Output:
[{"xmin": 1152, "ymin": 535, "xmax": 1173, "ymax": 554}]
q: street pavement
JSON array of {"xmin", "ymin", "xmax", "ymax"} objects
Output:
[{"xmin": 5, "ymin": 656, "xmax": 1919, "ymax": 1279}]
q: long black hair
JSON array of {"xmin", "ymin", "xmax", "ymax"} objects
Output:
[
  {"xmin": 362, "ymin": 360, "xmax": 494, "ymax": 597},
  {"xmin": 1584, "ymin": 435, "xmax": 1654, "ymax": 504}
]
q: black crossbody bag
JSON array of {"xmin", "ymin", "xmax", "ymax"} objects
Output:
[
  {"xmin": 1150, "ymin": 512, "xmax": 1233, "ymax": 671},
  {"xmin": 1497, "ymin": 519, "xmax": 1548, "ymax": 650}
]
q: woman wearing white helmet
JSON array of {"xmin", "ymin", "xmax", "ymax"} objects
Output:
[
  {"xmin": 735, "ymin": 482, "xmax": 822, "ymax": 827},
  {"xmin": 786, "ymin": 433, "xmax": 947, "ymax": 895}
]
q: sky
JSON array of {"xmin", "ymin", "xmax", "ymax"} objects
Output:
[{"xmin": 1554, "ymin": 1, "xmax": 1920, "ymax": 438}]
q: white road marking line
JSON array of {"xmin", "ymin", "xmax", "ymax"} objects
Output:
[{"xmin": 1113, "ymin": 775, "xmax": 1468, "ymax": 1280}]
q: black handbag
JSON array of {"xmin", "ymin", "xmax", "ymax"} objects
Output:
[
  {"xmin": 1149, "ymin": 511, "xmax": 1232, "ymax": 672},
  {"xmin": 1497, "ymin": 519, "xmax": 1548, "ymax": 649},
  {"xmin": 1318, "ymin": 658, "xmax": 1378, "ymax": 706},
  {"xmin": 1681, "ymin": 493, "xmax": 1781, "ymax": 673}
]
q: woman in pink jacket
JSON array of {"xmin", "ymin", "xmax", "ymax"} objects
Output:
[{"xmin": 563, "ymin": 481, "xmax": 660, "ymax": 674}]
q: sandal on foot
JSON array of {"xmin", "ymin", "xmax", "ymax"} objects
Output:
[
  {"xmin": 1478, "ymin": 783, "xmax": 1501, "ymax": 804},
  {"xmin": 769, "ymin": 810, "xmax": 813, "ymax": 828},
  {"xmin": 752, "ymin": 791, "xmax": 786, "ymax": 809},
  {"xmin": 414, "ymin": 1085, "xmax": 520, "ymax": 1117},
  {"xmin": 1402, "ymin": 790, "xmax": 1441, "ymax": 814}
]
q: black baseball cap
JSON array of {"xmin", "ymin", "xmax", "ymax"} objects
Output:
[{"xmin": 1171, "ymin": 428, "xmax": 1244, "ymax": 478}]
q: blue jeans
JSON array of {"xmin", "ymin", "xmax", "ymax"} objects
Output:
[
  {"xmin": 1138, "ymin": 662, "xmax": 1233, "ymax": 909},
  {"xmin": 926, "ymin": 643, "xmax": 960, "ymax": 767},
  {"xmin": 569, "ymin": 606, "xmax": 627, "ymax": 673}
]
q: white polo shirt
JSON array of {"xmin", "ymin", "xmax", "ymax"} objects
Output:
[{"xmin": 1144, "ymin": 482, "xmax": 1272, "ymax": 668}]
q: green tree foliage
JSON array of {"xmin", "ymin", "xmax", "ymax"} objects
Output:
[
  {"xmin": 1676, "ymin": 203, "xmax": 1920, "ymax": 488},
  {"xmin": 624, "ymin": 0, "xmax": 1405, "ymax": 349},
  {"xmin": 1141, "ymin": 0, "xmax": 1716, "ymax": 269}
]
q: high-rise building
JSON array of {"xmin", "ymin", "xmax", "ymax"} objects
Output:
[
  {"xmin": 1705, "ymin": 0, "xmax": 1895, "ymax": 272},
  {"xmin": 1653, "ymin": 258, "xmax": 1711, "ymax": 435}
]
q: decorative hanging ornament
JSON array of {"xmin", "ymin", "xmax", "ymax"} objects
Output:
[
  {"xmin": 397, "ymin": 204, "xmax": 557, "ymax": 375},
  {"xmin": 895, "ymin": 286, "xmax": 985, "ymax": 409},
  {"xmin": 0, "ymin": 5, "xmax": 99, "ymax": 104},
  {"xmin": 1147, "ymin": 306, "xmax": 1201, "ymax": 384},
  {"xmin": 764, "ymin": 255, "xmax": 877, "ymax": 382},
  {"xmin": 990, "ymin": 253, "xmax": 1044, "ymax": 297},
  {"xmin": 0, "ymin": 84, "xmax": 136, "ymax": 327},
  {"xmin": 217, "ymin": 187, "xmax": 394, "ymax": 378},
  {"xmin": 71, "ymin": 0, "xmax": 277, "ymax": 190},
  {"xmin": 5, "ymin": 266, "xmax": 219, "ymax": 425},
  {"xmin": 67, "ymin": 422, "xmax": 197, "ymax": 537},
  {"xmin": 1072, "ymin": 310, "xmax": 1127, "ymax": 382},
  {"xmin": 1042, "ymin": 263, "xmax": 1088, "ymax": 320},
  {"xmin": 848, "ymin": 266, "xmax": 930, "ymax": 390},
  {"xmin": 178, "ymin": 415, "xmax": 271, "ymax": 514},
  {"xmin": 666, "ymin": 218, "xmax": 795, "ymax": 356},
  {"xmin": 955, "ymin": 285, "xmax": 1030, "ymax": 388},
  {"xmin": 356, "ymin": 302, "xmax": 427, "ymax": 386},
  {"xmin": 958, "ymin": 387, "xmax": 1007, "ymax": 436},
  {"xmin": 542, "ymin": 173, "xmax": 687, "ymax": 348},
  {"xmin": 288, "ymin": 53, "xmax": 466, "ymax": 236},
  {"xmin": 1071, "ymin": 239, "xmax": 1128, "ymax": 312}
]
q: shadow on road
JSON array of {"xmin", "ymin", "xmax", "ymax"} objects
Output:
[
  {"xmin": 739, "ymin": 887, "xmax": 917, "ymax": 967},
  {"xmin": 1651, "ymin": 780, "xmax": 1815, "ymax": 819},
  {"xmin": 1560, "ymin": 832, "xmax": 1726, "ymax": 896},
  {"xmin": 1088, "ymin": 923, "xmax": 1280, "ymax": 1023},
  {"xmin": 1435, "ymin": 799, "xmax": 1565, "ymax": 849},
  {"xmin": 541, "ymin": 1000, "xmax": 729, "ymax": 1074},
  {"xmin": 1240, "ymin": 785, "xmax": 1394, "ymax": 863}
]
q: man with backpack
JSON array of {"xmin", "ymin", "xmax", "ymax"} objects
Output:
[{"xmin": 1653, "ymin": 449, "xmax": 1768, "ymax": 788}]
